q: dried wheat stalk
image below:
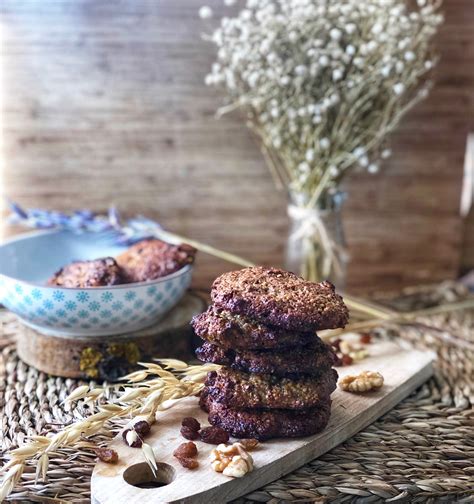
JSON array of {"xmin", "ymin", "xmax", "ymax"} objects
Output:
[{"xmin": 0, "ymin": 359, "xmax": 220, "ymax": 501}]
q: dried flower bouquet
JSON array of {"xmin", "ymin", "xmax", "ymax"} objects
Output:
[{"xmin": 203, "ymin": 0, "xmax": 443, "ymax": 282}]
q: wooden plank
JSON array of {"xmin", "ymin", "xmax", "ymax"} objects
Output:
[
  {"xmin": 91, "ymin": 341, "xmax": 434, "ymax": 504},
  {"xmin": 1, "ymin": 0, "xmax": 473, "ymax": 293}
]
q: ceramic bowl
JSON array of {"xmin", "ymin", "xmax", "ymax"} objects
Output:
[{"xmin": 0, "ymin": 230, "xmax": 193, "ymax": 336}]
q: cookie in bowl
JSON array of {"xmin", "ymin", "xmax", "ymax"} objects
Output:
[
  {"xmin": 48, "ymin": 257, "xmax": 124, "ymax": 288},
  {"xmin": 116, "ymin": 239, "xmax": 197, "ymax": 283}
]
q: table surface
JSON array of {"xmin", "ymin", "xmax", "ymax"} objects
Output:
[{"xmin": 1, "ymin": 283, "xmax": 473, "ymax": 503}]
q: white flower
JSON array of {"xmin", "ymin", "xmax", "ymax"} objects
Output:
[
  {"xmin": 372, "ymin": 23, "xmax": 383, "ymax": 35},
  {"xmin": 199, "ymin": 6, "xmax": 213, "ymax": 19},
  {"xmin": 345, "ymin": 45, "xmax": 356, "ymax": 56},
  {"xmin": 329, "ymin": 166, "xmax": 339, "ymax": 177},
  {"xmin": 280, "ymin": 75, "xmax": 291, "ymax": 86},
  {"xmin": 332, "ymin": 69, "xmax": 343, "ymax": 81},
  {"xmin": 359, "ymin": 155, "xmax": 369, "ymax": 167},
  {"xmin": 380, "ymin": 65, "xmax": 391, "ymax": 77},
  {"xmin": 381, "ymin": 148, "xmax": 392, "ymax": 159},
  {"xmin": 289, "ymin": 31, "xmax": 298, "ymax": 43},
  {"xmin": 329, "ymin": 28, "xmax": 342, "ymax": 41},
  {"xmin": 320, "ymin": 138, "xmax": 330, "ymax": 149},
  {"xmin": 366, "ymin": 41, "xmax": 378, "ymax": 52},
  {"xmin": 424, "ymin": 60, "xmax": 433, "ymax": 70},
  {"xmin": 224, "ymin": 0, "xmax": 236, "ymax": 5},
  {"xmin": 345, "ymin": 23, "xmax": 356, "ymax": 34},
  {"xmin": 368, "ymin": 163, "xmax": 379, "ymax": 173},
  {"xmin": 298, "ymin": 162, "xmax": 310, "ymax": 173},
  {"xmin": 313, "ymin": 115, "xmax": 322, "ymax": 124},
  {"xmin": 393, "ymin": 83, "xmax": 405, "ymax": 95},
  {"xmin": 404, "ymin": 51, "xmax": 415, "ymax": 62},
  {"xmin": 295, "ymin": 65, "xmax": 308, "ymax": 76},
  {"xmin": 318, "ymin": 55, "xmax": 329, "ymax": 67},
  {"xmin": 395, "ymin": 61, "xmax": 405, "ymax": 73},
  {"xmin": 353, "ymin": 147, "xmax": 365, "ymax": 158},
  {"xmin": 306, "ymin": 149, "xmax": 315, "ymax": 162}
]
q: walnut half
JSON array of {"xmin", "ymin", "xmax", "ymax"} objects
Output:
[
  {"xmin": 210, "ymin": 442, "xmax": 254, "ymax": 478},
  {"xmin": 339, "ymin": 370, "xmax": 384, "ymax": 393}
]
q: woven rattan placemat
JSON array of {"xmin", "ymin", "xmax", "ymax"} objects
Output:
[{"xmin": 1, "ymin": 284, "xmax": 473, "ymax": 503}]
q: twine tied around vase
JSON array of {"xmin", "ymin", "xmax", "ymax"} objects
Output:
[{"xmin": 287, "ymin": 204, "xmax": 349, "ymax": 283}]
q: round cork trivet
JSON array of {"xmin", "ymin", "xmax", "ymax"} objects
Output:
[{"xmin": 16, "ymin": 291, "xmax": 207, "ymax": 381}]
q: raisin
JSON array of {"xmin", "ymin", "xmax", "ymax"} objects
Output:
[
  {"xmin": 330, "ymin": 338, "xmax": 342, "ymax": 351},
  {"xmin": 176, "ymin": 457, "xmax": 199, "ymax": 469},
  {"xmin": 180, "ymin": 425, "xmax": 199, "ymax": 440},
  {"xmin": 341, "ymin": 354, "xmax": 353, "ymax": 366},
  {"xmin": 133, "ymin": 420, "xmax": 151, "ymax": 436},
  {"xmin": 181, "ymin": 417, "xmax": 200, "ymax": 432},
  {"xmin": 199, "ymin": 426, "xmax": 229, "ymax": 444},
  {"xmin": 239, "ymin": 439, "xmax": 259, "ymax": 451},
  {"xmin": 173, "ymin": 442, "xmax": 198, "ymax": 459},
  {"xmin": 360, "ymin": 333, "xmax": 372, "ymax": 345},
  {"xmin": 95, "ymin": 447, "xmax": 119, "ymax": 464},
  {"xmin": 333, "ymin": 353, "xmax": 343, "ymax": 367}
]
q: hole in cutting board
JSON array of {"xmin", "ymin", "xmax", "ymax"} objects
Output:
[{"xmin": 123, "ymin": 462, "xmax": 176, "ymax": 489}]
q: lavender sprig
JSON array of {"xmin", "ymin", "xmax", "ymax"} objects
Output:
[
  {"xmin": 7, "ymin": 202, "xmax": 162, "ymax": 245},
  {"xmin": 6, "ymin": 201, "xmax": 254, "ymax": 267}
]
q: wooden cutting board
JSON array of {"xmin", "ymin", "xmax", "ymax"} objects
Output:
[{"xmin": 91, "ymin": 341, "xmax": 434, "ymax": 504}]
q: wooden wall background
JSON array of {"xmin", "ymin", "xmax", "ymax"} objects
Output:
[{"xmin": 1, "ymin": 0, "xmax": 473, "ymax": 293}]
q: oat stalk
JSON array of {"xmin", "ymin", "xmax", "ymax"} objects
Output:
[{"xmin": 0, "ymin": 360, "xmax": 220, "ymax": 501}]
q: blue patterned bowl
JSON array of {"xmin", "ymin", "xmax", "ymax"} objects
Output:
[{"xmin": 0, "ymin": 230, "xmax": 193, "ymax": 336}]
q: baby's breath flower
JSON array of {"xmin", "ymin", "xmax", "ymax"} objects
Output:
[
  {"xmin": 203, "ymin": 0, "xmax": 442, "ymax": 199},
  {"xmin": 199, "ymin": 6, "xmax": 213, "ymax": 19},
  {"xmin": 320, "ymin": 138, "xmax": 330, "ymax": 150}
]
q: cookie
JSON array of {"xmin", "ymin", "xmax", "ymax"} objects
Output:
[
  {"xmin": 196, "ymin": 340, "xmax": 336, "ymax": 377},
  {"xmin": 204, "ymin": 368, "xmax": 338, "ymax": 410},
  {"xmin": 48, "ymin": 257, "xmax": 124, "ymax": 288},
  {"xmin": 200, "ymin": 390, "xmax": 332, "ymax": 440},
  {"xmin": 211, "ymin": 267, "xmax": 349, "ymax": 331},
  {"xmin": 191, "ymin": 306, "xmax": 316, "ymax": 350},
  {"xmin": 116, "ymin": 239, "xmax": 196, "ymax": 283}
]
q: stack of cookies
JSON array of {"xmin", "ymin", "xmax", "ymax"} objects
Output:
[{"xmin": 192, "ymin": 267, "xmax": 349, "ymax": 440}]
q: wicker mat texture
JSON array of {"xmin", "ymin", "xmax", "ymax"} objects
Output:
[{"xmin": 1, "ymin": 283, "xmax": 473, "ymax": 503}]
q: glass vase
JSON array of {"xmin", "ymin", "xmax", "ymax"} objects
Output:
[{"xmin": 285, "ymin": 191, "xmax": 348, "ymax": 290}]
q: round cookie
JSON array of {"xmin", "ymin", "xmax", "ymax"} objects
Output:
[
  {"xmin": 116, "ymin": 238, "xmax": 196, "ymax": 283},
  {"xmin": 196, "ymin": 340, "xmax": 336, "ymax": 377},
  {"xmin": 191, "ymin": 306, "xmax": 316, "ymax": 350},
  {"xmin": 48, "ymin": 257, "xmax": 124, "ymax": 288},
  {"xmin": 211, "ymin": 267, "xmax": 349, "ymax": 331},
  {"xmin": 204, "ymin": 368, "xmax": 338, "ymax": 410},
  {"xmin": 200, "ymin": 391, "xmax": 332, "ymax": 440}
]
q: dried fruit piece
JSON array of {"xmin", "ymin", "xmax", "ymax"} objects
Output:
[
  {"xmin": 330, "ymin": 338, "xmax": 342, "ymax": 351},
  {"xmin": 341, "ymin": 354, "xmax": 353, "ymax": 366},
  {"xmin": 173, "ymin": 442, "xmax": 198, "ymax": 459},
  {"xmin": 177, "ymin": 457, "xmax": 199, "ymax": 469},
  {"xmin": 200, "ymin": 426, "xmax": 229, "ymax": 444},
  {"xmin": 360, "ymin": 333, "xmax": 372, "ymax": 345},
  {"xmin": 95, "ymin": 447, "xmax": 119, "ymax": 464},
  {"xmin": 180, "ymin": 425, "xmax": 200, "ymax": 440},
  {"xmin": 182, "ymin": 417, "xmax": 201, "ymax": 432},
  {"xmin": 132, "ymin": 420, "xmax": 151, "ymax": 437},
  {"xmin": 339, "ymin": 370, "xmax": 384, "ymax": 393},
  {"xmin": 239, "ymin": 439, "xmax": 259, "ymax": 451}
]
